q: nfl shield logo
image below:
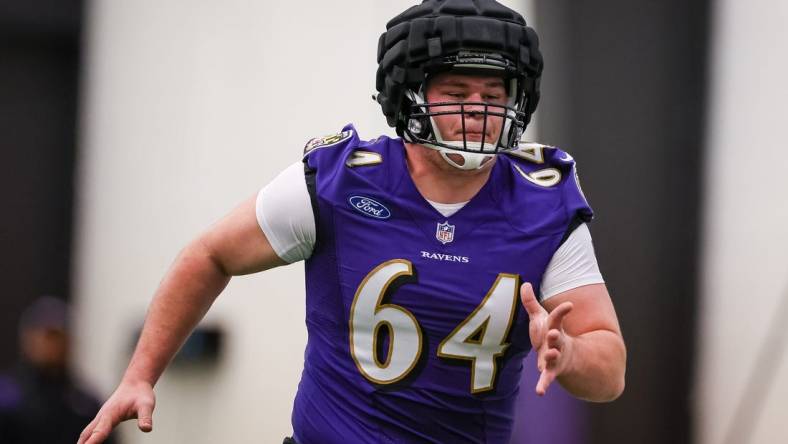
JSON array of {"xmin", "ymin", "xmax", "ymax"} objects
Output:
[{"xmin": 436, "ymin": 221, "xmax": 455, "ymax": 244}]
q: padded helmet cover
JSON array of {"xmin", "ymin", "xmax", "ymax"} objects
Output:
[{"xmin": 375, "ymin": 0, "xmax": 543, "ymax": 142}]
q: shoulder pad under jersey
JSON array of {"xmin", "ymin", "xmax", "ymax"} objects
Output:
[
  {"xmin": 504, "ymin": 142, "xmax": 583, "ymax": 189},
  {"xmin": 503, "ymin": 142, "xmax": 594, "ymax": 228},
  {"xmin": 302, "ymin": 125, "xmax": 357, "ymax": 158},
  {"xmin": 303, "ymin": 124, "xmax": 397, "ymax": 176}
]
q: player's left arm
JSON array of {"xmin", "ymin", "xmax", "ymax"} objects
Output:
[{"xmin": 522, "ymin": 282, "xmax": 626, "ymax": 402}]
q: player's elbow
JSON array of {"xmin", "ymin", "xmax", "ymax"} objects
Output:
[
  {"xmin": 582, "ymin": 367, "xmax": 625, "ymax": 403},
  {"xmin": 598, "ymin": 340, "xmax": 627, "ymax": 402},
  {"xmin": 580, "ymin": 336, "xmax": 626, "ymax": 402},
  {"xmin": 178, "ymin": 235, "xmax": 232, "ymax": 279},
  {"xmin": 604, "ymin": 371, "xmax": 626, "ymax": 402}
]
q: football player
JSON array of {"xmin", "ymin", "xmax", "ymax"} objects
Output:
[{"xmin": 79, "ymin": 1, "xmax": 625, "ymax": 443}]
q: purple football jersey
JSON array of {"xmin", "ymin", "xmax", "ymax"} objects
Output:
[{"xmin": 291, "ymin": 124, "xmax": 592, "ymax": 443}]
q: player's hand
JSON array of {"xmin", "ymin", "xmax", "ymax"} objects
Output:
[
  {"xmin": 520, "ymin": 282, "xmax": 574, "ymax": 396},
  {"xmin": 77, "ymin": 379, "xmax": 156, "ymax": 444}
]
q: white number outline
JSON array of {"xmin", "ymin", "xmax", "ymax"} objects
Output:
[
  {"xmin": 513, "ymin": 164, "xmax": 562, "ymax": 188},
  {"xmin": 349, "ymin": 261, "xmax": 519, "ymax": 393},
  {"xmin": 508, "ymin": 143, "xmax": 547, "ymax": 164},
  {"xmin": 349, "ymin": 259, "xmax": 423, "ymax": 385},
  {"xmin": 437, "ymin": 273, "xmax": 520, "ymax": 393},
  {"xmin": 346, "ymin": 150, "xmax": 383, "ymax": 168}
]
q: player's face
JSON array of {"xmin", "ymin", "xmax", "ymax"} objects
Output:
[{"xmin": 424, "ymin": 72, "xmax": 508, "ymax": 148}]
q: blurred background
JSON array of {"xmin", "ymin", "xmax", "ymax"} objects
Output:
[{"xmin": 1, "ymin": 0, "xmax": 786, "ymax": 443}]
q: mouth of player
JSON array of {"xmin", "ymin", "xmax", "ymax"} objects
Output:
[{"xmin": 457, "ymin": 130, "xmax": 491, "ymax": 143}]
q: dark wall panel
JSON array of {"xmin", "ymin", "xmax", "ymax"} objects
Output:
[
  {"xmin": 0, "ymin": 0, "xmax": 82, "ymax": 369},
  {"xmin": 537, "ymin": 1, "xmax": 710, "ymax": 443}
]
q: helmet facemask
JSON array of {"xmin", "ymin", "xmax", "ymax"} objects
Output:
[{"xmin": 401, "ymin": 53, "xmax": 529, "ymax": 170}]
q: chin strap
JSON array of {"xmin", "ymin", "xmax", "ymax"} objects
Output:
[{"xmin": 437, "ymin": 149, "xmax": 493, "ymax": 170}]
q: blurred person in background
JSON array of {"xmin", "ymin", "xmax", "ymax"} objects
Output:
[
  {"xmin": 0, "ymin": 296, "xmax": 117, "ymax": 444},
  {"xmin": 78, "ymin": 1, "xmax": 625, "ymax": 443}
]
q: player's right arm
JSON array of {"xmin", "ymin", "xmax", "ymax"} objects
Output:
[{"xmin": 77, "ymin": 195, "xmax": 286, "ymax": 444}]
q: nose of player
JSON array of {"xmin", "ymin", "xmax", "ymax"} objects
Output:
[{"xmin": 458, "ymin": 113, "xmax": 502, "ymax": 143}]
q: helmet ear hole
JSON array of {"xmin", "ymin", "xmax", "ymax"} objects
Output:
[{"xmin": 407, "ymin": 117, "xmax": 429, "ymax": 138}]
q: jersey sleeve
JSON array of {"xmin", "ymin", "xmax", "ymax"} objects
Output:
[
  {"xmin": 557, "ymin": 150, "xmax": 593, "ymax": 228},
  {"xmin": 255, "ymin": 161, "xmax": 316, "ymax": 263},
  {"xmin": 540, "ymin": 223, "xmax": 605, "ymax": 300}
]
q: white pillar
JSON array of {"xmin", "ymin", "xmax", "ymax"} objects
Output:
[{"xmin": 697, "ymin": 2, "xmax": 788, "ymax": 443}]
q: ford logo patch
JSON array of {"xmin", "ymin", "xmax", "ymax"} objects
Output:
[{"xmin": 348, "ymin": 195, "xmax": 391, "ymax": 220}]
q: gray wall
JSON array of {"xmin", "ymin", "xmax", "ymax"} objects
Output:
[
  {"xmin": 696, "ymin": 1, "xmax": 788, "ymax": 443},
  {"xmin": 0, "ymin": 0, "xmax": 82, "ymax": 368},
  {"xmin": 536, "ymin": 1, "xmax": 710, "ymax": 443}
]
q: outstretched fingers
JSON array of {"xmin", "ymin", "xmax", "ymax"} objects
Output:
[
  {"xmin": 77, "ymin": 417, "xmax": 99, "ymax": 444},
  {"xmin": 547, "ymin": 301, "xmax": 573, "ymax": 331},
  {"xmin": 536, "ymin": 336, "xmax": 564, "ymax": 394},
  {"xmin": 137, "ymin": 401, "xmax": 154, "ymax": 432},
  {"xmin": 536, "ymin": 366, "xmax": 557, "ymax": 396},
  {"xmin": 81, "ymin": 414, "xmax": 113, "ymax": 444},
  {"xmin": 533, "ymin": 304, "xmax": 572, "ymax": 396},
  {"xmin": 522, "ymin": 283, "xmax": 573, "ymax": 396},
  {"xmin": 77, "ymin": 381, "xmax": 156, "ymax": 444},
  {"xmin": 547, "ymin": 329, "xmax": 563, "ymax": 350},
  {"xmin": 520, "ymin": 282, "xmax": 545, "ymax": 320}
]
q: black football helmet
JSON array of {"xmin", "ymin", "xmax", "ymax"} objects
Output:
[{"xmin": 376, "ymin": 0, "xmax": 543, "ymax": 169}]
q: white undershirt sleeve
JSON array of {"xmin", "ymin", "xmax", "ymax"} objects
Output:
[
  {"xmin": 540, "ymin": 223, "xmax": 605, "ymax": 301},
  {"xmin": 255, "ymin": 161, "xmax": 316, "ymax": 263}
]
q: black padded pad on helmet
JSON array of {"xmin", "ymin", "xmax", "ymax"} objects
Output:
[
  {"xmin": 375, "ymin": 0, "xmax": 543, "ymax": 134},
  {"xmin": 387, "ymin": 0, "xmax": 525, "ymax": 29}
]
